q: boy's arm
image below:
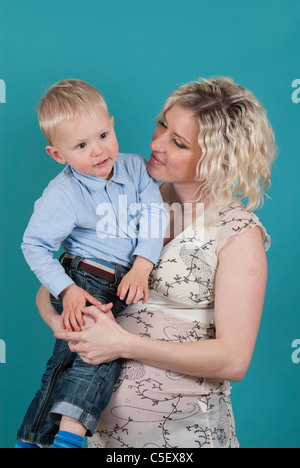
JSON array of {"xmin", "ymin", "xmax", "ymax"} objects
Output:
[
  {"xmin": 22, "ymin": 185, "xmax": 77, "ymax": 299},
  {"xmin": 117, "ymin": 157, "xmax": 169, "ymax": 305},
  {"xmin": 23, "ymin": 184, "xmax": 100, "ymax": 330}
]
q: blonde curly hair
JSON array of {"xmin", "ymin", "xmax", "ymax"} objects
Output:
[{"xmin": 158, "ymin": 77, "xmax": 277, "ymax": 223}]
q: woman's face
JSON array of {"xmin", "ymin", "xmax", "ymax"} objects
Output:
[{"xmin": 148, "ymin": 105, "xmax": 202, "ymax": 184}]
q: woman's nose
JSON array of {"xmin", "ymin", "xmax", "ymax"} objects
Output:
[{"xmin": 150, "ymin": 128, "xmax": 166, "ymax": 152}]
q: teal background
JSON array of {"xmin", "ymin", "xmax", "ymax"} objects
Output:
[{"xmin": 1, "ymin": 0, "xmax": 299, "ymax": 448}]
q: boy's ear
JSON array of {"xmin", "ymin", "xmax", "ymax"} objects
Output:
[
  {"xmin": 110, "ymin": 116, "xmax": 115, "ymax": 127},
  {"xmin": 46, "ymin": 145, "xmax": 66, "ymax": 165}
]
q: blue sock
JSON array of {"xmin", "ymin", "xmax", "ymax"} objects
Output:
[
  {"xmin": 50, "ymin": 431, "xmax": 84, "ymax": 449},
  {"xmin": 15, "ymin": 440, "xmax": 40, "ymax": 449}
]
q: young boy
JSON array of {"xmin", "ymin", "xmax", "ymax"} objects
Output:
[{"xmin": 16, "ymin": 79, "xmax": 168, "ymax": 448}]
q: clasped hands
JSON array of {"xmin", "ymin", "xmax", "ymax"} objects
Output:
[
  {"xmin": 55, "ymin": 302, "xmax": 128, "ymax": 366},
  {"xmin": 54, "ymin": 257, "xmax": 152, "ymax": 364}
]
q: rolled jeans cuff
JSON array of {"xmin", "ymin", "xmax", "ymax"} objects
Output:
[{"xmin": 50, "ymin": 401, "xmax": 98, "ymax": 436}]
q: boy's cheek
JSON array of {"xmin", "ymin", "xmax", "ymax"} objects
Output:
[{"xmin": 111, "ymin": 138, "xmax": 119, "ymax": 159}]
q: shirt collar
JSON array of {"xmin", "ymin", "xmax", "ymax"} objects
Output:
[
  {"xmin": 69, "ymin": 156, "xmax": 130, "ymax": 191},
  {"xmin": 110, "ymin": 157, "xmax": 131, "ymax": 185}
]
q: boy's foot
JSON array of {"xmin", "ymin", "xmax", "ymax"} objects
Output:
[
  {"xmin": 15, "ymin": 441, "xmax": 40, "ymax": 448},
  {"xmin": 50, "ymin": 431, "xmax": 84, "ymax": 448}
]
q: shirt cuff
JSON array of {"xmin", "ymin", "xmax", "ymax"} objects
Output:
[
  {"xmin": 48, "ymin": 274, "xmax": 75, "ymax": 300},
  {"xmin": 132, "ymin": 242, "xmax": 163, "ymax": 267}
]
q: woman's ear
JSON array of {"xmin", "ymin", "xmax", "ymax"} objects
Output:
[{"xmin": 46, "ymin": 145, "xmax": 66, "ymax": 165}]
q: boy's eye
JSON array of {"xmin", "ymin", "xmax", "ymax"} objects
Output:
[
  {"xmin": 77, "ymin": 142, "xmax": 87, "ymax": 149},
  {"xmin": 100, "ymin": 132, "xmax": 108, "ymax": 139}
]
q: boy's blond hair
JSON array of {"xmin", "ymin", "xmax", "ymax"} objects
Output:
[{"xmin": 38, "ymin": 79, "xmax": 109, "ymax": 144}]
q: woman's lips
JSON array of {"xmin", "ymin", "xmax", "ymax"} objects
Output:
[{"xmin": 150, "ymin": 153, "xmax": 166, "ymax": 166}]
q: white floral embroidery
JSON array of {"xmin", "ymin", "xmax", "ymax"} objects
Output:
[{"xmin": 88, "ymin": 204, "xmax": 270, "ymax": 448}]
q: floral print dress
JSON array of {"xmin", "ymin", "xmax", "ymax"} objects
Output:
[{"xmin": 88, "ymin": 204, "xmax": 270, "ymax": 449}]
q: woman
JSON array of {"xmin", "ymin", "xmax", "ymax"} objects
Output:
[{"xmin": 38, "ymin": 77, "xmax": 276, "ymax": 448}]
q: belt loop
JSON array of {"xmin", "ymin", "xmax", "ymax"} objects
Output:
[
  {"xmin": 114, "ymin": 265, "xmax": 121, "ymax": 285},
  {"xmin": 114, "ymin": 264, "xmax": 128, "ymax": 285},
  {"xmin": 69, "ymin": 255, "xmax": 85, "ymax": 270}
]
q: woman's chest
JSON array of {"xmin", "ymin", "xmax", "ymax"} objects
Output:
[{"xmin": 150, "ymin": 231, "xmax": 218, "ymax": 306}]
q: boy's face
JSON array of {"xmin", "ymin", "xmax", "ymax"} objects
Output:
[{"xmin": 46, "ymin": 105, "xmax": 119, "ymax": 180}]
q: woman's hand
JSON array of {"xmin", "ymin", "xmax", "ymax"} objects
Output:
[{"xmin": 54, "ymin": 304, "xmax": 130, "ymax": 365}]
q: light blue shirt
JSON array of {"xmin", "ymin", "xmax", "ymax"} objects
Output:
[{"xmin": 22, "ymin": 153, "xmax": 169, "ymax": 299}]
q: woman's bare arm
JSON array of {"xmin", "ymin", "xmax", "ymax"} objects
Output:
[
  {"xmin": 36, "ymin": 286, "xmax": 62, "ymax": 332},
  {"xmin": 121, "ymin": 226, "xmax": 267, "ymax": 382}
]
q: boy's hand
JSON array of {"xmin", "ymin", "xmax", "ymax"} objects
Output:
[
  {"xmin": 117, "ymin": 257, "xmax": 153, "ymax": 305},
  {"xmin": 60, "ymin": 284, "xmax": 100, "ymax": 332}
]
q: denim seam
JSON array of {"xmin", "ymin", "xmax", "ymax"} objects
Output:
[{"xmin": 33, "ymin": 350, "xmax": 72, "ymax": 435}]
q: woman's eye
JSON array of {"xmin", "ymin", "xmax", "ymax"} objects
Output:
[
  {"xmin": 159, "ymin": 119, "xmax": 167, "ymax": 129},
  {"xmin": 158, "ymin": 119, "xmax": 186, "ymax": 149},
  {"xmin": 173, "ymin": 138, "xmax": 186, "ymax": 149}
]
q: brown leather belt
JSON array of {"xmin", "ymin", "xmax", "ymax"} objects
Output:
[{"xmin": 61, "ymin": 253, "xmax": 129, "ymax": 283}]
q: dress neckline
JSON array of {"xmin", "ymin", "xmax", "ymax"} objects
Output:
[{"xmin": 161, "ymin": 209, "xmax": 206, "ymax": 254}]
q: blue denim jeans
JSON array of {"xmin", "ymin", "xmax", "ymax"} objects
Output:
[{"xmin": 17, "ymin": 256, "xmax": 128, "ymax": 447}]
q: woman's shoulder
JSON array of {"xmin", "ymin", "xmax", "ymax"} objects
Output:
[{"xmin": 215, "ymin": 203, "xmax": 271, "ymax": 254}]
